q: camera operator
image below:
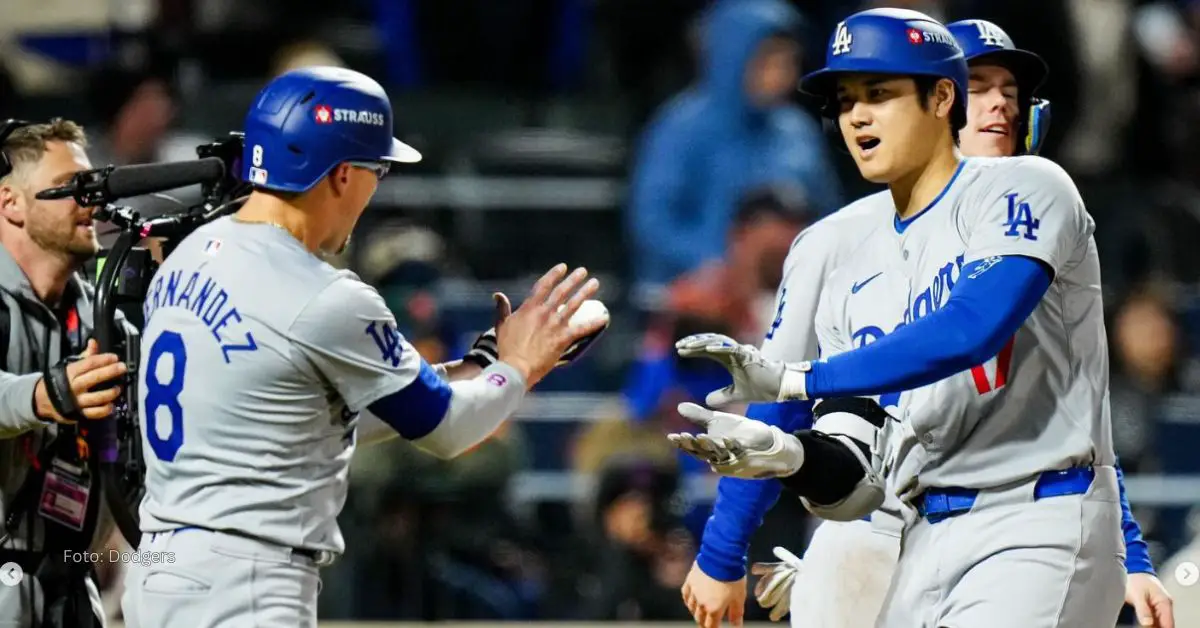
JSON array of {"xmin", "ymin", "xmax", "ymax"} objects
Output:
[{"xmin": 0, "ymin": 119, "xmax": 131, "ymax": 627}]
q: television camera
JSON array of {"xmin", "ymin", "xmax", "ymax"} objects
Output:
[{"xmin": 36, "ymin": 132, "xmax": 252, "ymax": 547}]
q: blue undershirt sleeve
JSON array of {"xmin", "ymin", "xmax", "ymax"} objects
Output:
[
  {"xmin": 1116, "ymin": 459, "xmax": 1155, "ymax": 575},
  {"xmin": 696, "ymin": 400, "xmax": 812, "ymax": 581}
]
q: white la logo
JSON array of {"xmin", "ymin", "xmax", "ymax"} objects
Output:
[
  {"xmin": 832, "ymin": 21, "xmax": 853, "ymax": 56},
  {"xmin": 975, "ymin": 21, "xmax": 1005, "ymax": 47}
]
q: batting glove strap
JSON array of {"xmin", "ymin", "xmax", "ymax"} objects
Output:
[
  {"xmin": 778, "ymin": 361, "xmax": 811, "ymax": 401},
  {"xmin": 462, "ymin": 328, "xmax": 499, "ymax": 369},
  {"xmin": 719, "ymin": 425, "xmax": 806, "ymax": 479}
]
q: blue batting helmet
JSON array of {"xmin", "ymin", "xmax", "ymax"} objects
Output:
[
  {"xmin": 800, "ymin": 8, "xmax": 969, "ymax": 130},
  {"xmin": 947, "ymin": 19, "xmax": 1051, "ymax": 155},
  {"xmin": 241, "ymin": 67, "xmax": 421, "ymax": 193}
]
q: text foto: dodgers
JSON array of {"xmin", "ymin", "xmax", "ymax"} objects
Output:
[{"xmin": 64, "ymin": 549, "xmax": 175, "ymax": 567}]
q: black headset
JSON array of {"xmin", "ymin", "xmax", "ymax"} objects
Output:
[{"xmin": 0, "ymin": 119, "xmax": 35, "ymax": 179}]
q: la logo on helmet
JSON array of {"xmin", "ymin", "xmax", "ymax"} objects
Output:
[
  {"xmin": 976, "ymin": 21, "xmax": 1005, "ymax": 47},
  {"xmin": 832, "ymin": 21, "xmax": 853, "ymax": 55}
]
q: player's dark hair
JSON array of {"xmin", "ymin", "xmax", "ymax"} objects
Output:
[{"xmin": 913, "ymin": 75, "xmax": 961, "ymax": 145}]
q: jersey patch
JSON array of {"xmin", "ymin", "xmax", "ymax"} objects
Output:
[
  {"xmin": 364, "ymin": 320, "xmax": 404, "ymax": 368},
  {"xmin": 1002, "ymin": 193, "xmax": 1040, "ymax": 241}
]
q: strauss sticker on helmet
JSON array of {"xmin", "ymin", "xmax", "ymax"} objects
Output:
[
  {"xmin": 918, "ymin": 29, "xmax": 955, "ymax": 46},
  {"xmin": 314, "ymin": 105, "xmax": 334, "ymax": 124},
  {"xmin": 332, "ymin": 109, "xmax": 386, "ymax": 126}
]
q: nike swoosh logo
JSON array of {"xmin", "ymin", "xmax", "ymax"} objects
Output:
[{"xmin": 851, "ymin": 272, "xmax": 883, "ymax": 294}]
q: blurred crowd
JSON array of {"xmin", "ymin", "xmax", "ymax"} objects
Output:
[{"xmin": 4, "ymin": 0, "xmax": 1200, "ymax": 623}]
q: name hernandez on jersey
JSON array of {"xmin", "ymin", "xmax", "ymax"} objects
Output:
[
  {"xmin": 142, "ymin": 267, "xmax": 259, "ymax": 365},
  {"xmin": 136, "ymin": 218, "xmax": 528, "ymax": 555},
  {"xmin": 811, "ymin": 155, "xmax": 1113, "ymax": 496}
]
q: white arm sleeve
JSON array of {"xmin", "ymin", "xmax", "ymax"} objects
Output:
[{"xmin": 409, "ymin": 361, "xmax": 526, "ymax": 458}]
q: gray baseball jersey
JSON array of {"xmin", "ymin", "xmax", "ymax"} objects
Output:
[
  {"xmin": 767, "ymin": 195, "xmax": 908, "ymax": 535},
  {"xmin": 760, "ymin": 201, "xmax": 885, "ymax": 364},
  {"xmin": 813, "ymin": 156, "xmax": 1115, "ymax": 500},
  {"xmin": 137, "ymin": 217, "xmax": 424, "ymax": 555}
]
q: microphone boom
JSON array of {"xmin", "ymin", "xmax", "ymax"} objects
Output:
[{"xmin": 36, "ymin": 158, "xmax": 226, "ymax": 206}]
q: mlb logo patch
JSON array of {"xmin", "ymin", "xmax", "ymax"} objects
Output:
[
  {"xmin": 249, "ymin": 167, "xmax": 268, "ymax": 185},
  {"xmin": 314, "ymin": 105, "xmax": 333, "ymax": 124},
  {"xmin": 204, "ymin": 239, "xmax": 223, "ymax": 256}
]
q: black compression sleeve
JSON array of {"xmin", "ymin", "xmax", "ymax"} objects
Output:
[{"xmin": 777, "ymin": 430, "xmax": 868, "ymax": 505}]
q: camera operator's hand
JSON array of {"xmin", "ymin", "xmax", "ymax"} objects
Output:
[
  {"xmin": 497, "ymin": 264, "xmax": 603, "ymax": 388},
  {"xmin": 34, "ymin": 339, "xmax": 127, "ymax": 424}
]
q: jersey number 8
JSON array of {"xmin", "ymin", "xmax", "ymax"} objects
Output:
[{"xmin": 145, "ymin": 331, "xmax": 188, "ymax": 462}]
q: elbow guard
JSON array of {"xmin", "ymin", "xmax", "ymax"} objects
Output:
[{"xmin": 779, "ymin": 398, "xmax": 889, "ymax": 522}]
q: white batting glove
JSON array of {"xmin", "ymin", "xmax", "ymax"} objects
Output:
[
  {"xmin": 751, "ymin": 546, "xmax": 805, "ymax": 622},
  {"xmin": 667, "ymin": 402, "xmax": 806, "ymax": 479},
  {"xmin": 675, "ymin": 333, "xmax": 812, "ymax": 405}
]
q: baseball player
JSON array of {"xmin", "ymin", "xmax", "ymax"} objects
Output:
[
  {"xmin": 668, "ymin": 8, "xmax": 1127, "ymax": 627},
  {"xmin": 698, "ymin": 18, "xmax": 1175, "ymax": 628},
  {"xmin": 119, "ymin": 67, "xmax": 606, "ymax": 627}
]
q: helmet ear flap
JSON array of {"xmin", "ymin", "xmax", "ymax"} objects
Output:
[{"xmin": 1021, "ymin": 98, "xmax": 1051, "ymax": 155}]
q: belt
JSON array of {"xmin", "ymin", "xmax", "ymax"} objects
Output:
[
  {"xmin": 916, "ymin": 467, "xmax": 1095, "ymax": 524},
  {"xmin": 151, "ymin": 526, "xmax": 334, "ymax": 566}
]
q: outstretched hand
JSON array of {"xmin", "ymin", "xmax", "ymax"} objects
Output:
[
  {"xmin": 675, "ymin": 333, "xmax": 792, "ymax": 405},
  {"xmin": 667, "ymin": 402, "xmax": 805, "ymax": 479},
  {"xmin": 496, "ymin": 264, "xmax": 604, "ymax": 387}
]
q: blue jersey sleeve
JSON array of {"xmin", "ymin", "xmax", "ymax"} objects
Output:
[
  {"xmin": 696, "ymin": 400, "xmax": 812, "ymax": 581},
  {"xmin": 806, "ymin": 255, "xmax": 1051, "ymax": 399},
  {"xmin": 1116, "ymin": 460, "xmax": 1155, "ymax": 575}
]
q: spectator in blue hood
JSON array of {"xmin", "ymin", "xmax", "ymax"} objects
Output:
[{"xmin": 626, "ymin": 0, "xmax": 841, "ymax": 293}]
